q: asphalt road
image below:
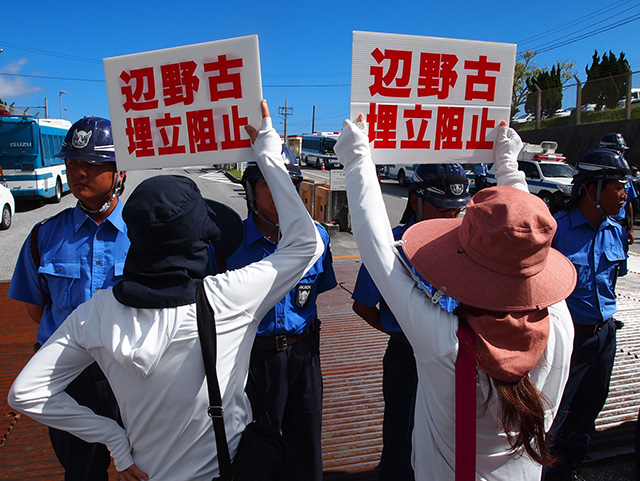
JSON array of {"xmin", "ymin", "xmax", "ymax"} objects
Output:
[{"xmin": 3, "ymin": 165, "xmax": 638, "ymax": 279}]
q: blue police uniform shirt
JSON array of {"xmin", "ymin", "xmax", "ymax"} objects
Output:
[
  {"xmin": 352, "ymin": 221, "xmax": 458, "ymax": 334},
  {"xmin": 473, "ymin": 163, "xmax": 488, "ymax": 176},
  {"xmin": 8, "ymin": 201, "xmax": 129, "ymax": 345},
  {"xmin": 553, "ymin": 207, "xmax": 627, "ymax": 325},
  {"xmin": 224, "ymin": 214, "xmax": 337, "ymax": 336}
]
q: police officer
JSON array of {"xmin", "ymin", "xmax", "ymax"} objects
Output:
[
  {"xmin": 214, "ymin": 146, "xmax": 337, "ymax": 481},
  {"xmin": 473, "ymin": 162, "xmax": 488, "ymax": 192},
  {"xmin": 8, "ymin": 117, "xmax": 127, "ymax": 481},
  {"xmin": 544, "ymin": 149, "xmax": 634, "ymax": 481},
  {"xmin": 600, "ymin": 133, "xmax": 636, "ymax": 245},
  {"xmin": 351, "ymin": 164, "xmax": 470, "ymax": 481}
]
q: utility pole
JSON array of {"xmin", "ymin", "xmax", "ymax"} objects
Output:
[
  {"xmin": 278, "ymin": 92, "xmax": 293, "ymax": 143},
  {"xmin": 312, "ymin": 105, "xmax": 316, "ymax": 133}
]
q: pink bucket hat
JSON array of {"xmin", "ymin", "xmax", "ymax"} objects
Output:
[{"xmin": 401, "ymin": 186, "xmax": 576, "ymax": 312}]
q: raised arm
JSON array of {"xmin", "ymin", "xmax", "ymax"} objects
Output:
[
  {"xmin": 206, "ymin": 100, "xmax": 323, "ymax": 322},
  {"xmin": 494, "ymin": 121, "xmax": 527, "ymax": 191},
  {"xmin": 335, "ymin": 117, "xmax": 457, "ymax": 358}
]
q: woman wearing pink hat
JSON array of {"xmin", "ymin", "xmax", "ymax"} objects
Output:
[{"xmin": 335, "ymin": 117, "xmax": 577, "ymax": 481}]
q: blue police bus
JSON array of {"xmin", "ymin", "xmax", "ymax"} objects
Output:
[
  {"xmin": 301, "ymin": 132, "xmax": 342, "ymax": 170},
  {"xmin": 0, "ymin": 114, "xmax": 72, "ymax": 202}
]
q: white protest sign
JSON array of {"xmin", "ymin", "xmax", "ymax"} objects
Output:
[
  {"xmin": 351, "ymin": 31, "xmax": 516, "ymax": 164},
  {"xmin": 104, "ymin": 35, "xmax": 262, "ymax": 171}
]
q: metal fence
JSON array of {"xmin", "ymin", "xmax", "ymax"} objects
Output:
[{"xmin": 513, "ymin": 70, "xmax": 639, "ymax": 128}]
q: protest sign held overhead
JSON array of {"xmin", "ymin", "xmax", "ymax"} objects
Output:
[
  {"xmin": 351, "ymin": 31, "xmax": 516, "ymax": 164},
  {"xmin": 104, "ymin": 35, "xmax": 262, "ymax": 171}
]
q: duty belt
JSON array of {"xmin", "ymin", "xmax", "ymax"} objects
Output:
[
  {"xmin": 252, "ymin": 321, "xmax": 317, "ymax": 352},
  {"xmin": 573, "ymin": 318, "xmax": 611, "ymax": 336}
]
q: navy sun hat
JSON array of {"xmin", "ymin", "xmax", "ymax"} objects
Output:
[{"xmin": 113, "ymin": 175, "xmax": 242, "ymax": 308}]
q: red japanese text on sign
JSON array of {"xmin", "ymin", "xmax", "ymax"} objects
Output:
[
  {"xmin": 417, "ymin": 53, "xmax": 458, "ymax": 99},
  {"xmin": 125, "ymin": 117, "xmax": 155, "ymax": 157},
  {"xmin": 157, "ymin": 113, "xmax": 187, "ymax": 155},
  {"xmin": 464, "ymin": 55, "xmax": 501, "ymax": 101},
  {"xmin": 401, "ymin": 104, "xmax": 432, "ymax": 149},
  {"xmin": 121, "ymin": 68, "xmax": 159, "ymax": 112},
  {"xmin": 220, "ymin": 105, "xmax": 250, "ymax": 150},
  {"xmin": 367, "ymin": 49, "xmax": 502, "ymax": 103},
  {"xmin": 369, "ymin": 48, "xmax": 412, "ymax": 98},
  {"xmin": 186, "ymin": 109, "xmax": 218, "ymax": 153},
  {"xmin": 161, "ymin": 61, "xmax": 200, "ymax": 107},
  {"xmin": 367, "ymin": 103, "xmax": 399, "ymax": 147},
  {"xmin": 204, "ymin": 55, "xmax": 244, "ymax": 102},
  {"xmin": 124, "ymin": 105, "xmax": 250, "ymax": 158},
  {"xmin": 119, "ymin": 55, "xmax": 245, "ymax": 112},
  {"xmin": 365, "ymin": 102, "xmax": 496, "ymax": 151}
]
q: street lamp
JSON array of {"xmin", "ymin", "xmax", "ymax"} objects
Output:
[{"xmin": 59, "ymin": 91, "xmax": 66, "ymax": 119}]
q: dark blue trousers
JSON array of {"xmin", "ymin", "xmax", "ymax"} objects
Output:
[
  {"xmin": 543, "ymin": 319, "xmax": 617, "ymax": 479},
  {"xmin": 250, "ymin": 330, "xmax": 323, "ymax": 481},
  {"xmin": 49, "ymin": 371, "xmax": 120, "ymax": 481},
  {"xmin": 379, "ymin": 336, "xmax": 417, "ymax": 481}
]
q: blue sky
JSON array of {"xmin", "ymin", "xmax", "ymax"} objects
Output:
[{"xmin": 1, "ymin": 0, "xmax": 639, "ymax": 134}]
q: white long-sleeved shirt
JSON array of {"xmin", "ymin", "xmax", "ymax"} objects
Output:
[
  {"xmin": 8, "ymin": 119, "xmax": 324, "ymax": 481},
  {"xmin": 335, "ymin": 121, "xmax": 574, "ymax": 481}
]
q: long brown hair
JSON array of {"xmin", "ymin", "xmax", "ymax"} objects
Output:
[{"xmin": 485, "ymin": 373, "xmax": 555, "ymax": 466}]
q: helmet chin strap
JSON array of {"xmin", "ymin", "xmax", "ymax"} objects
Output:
[
  {"xmin": 78, "ymin": 193, "xmax": 117, "ymax": 215},
  {"xmin": 584, "ymin": 178, "xmax": 608, "ymax": 220},
  {"xmin": 245, "ymin": 182, "xmax": 282, "ymax": 240},
  {"xmin": 78, "ymin": 171, "xmax": 123, "ymax": 215}
]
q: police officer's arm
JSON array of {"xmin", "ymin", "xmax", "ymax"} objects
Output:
[
  {"xmin": 352, "ymin": 300, "xmax": 385, "ymax": 333},
  {"xmin": 8, "ymin": 228, "xmax": 48, "ymax": 325},
  {"xmin": 625, "ymin": 201, "xmax": 634, "ymax": 244}
]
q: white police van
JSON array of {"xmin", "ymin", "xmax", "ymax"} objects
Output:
[{"xmin": 487, "ymin": 141, "xmax": 575, "ymax": 212}]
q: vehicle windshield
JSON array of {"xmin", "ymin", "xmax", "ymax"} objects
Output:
[
  {"xmin": 324, "ymin": 138, "xmax": 337, "ymax": 155},
  {"xmin": 540, "ymin": 163, "xmax": 575, "ymax": 178},
  {"xmin": 0, "ymin": 120, "xmax": 37, "ymax": 168}
]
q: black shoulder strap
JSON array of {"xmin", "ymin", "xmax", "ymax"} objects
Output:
[
  {"xmin": 29, "ymin": 222, "xmax": 49, "ymax": 305},
  {"xmin": 196, "ymin": 283, "xmax": 233, "ymax": 480}
]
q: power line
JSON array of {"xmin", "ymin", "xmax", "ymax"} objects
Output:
[
  {"xmin": 518, "ymin": 3, "xmax": 640, "ymax": 57},
  {"xmin": 0, "ymin": 72, "xmax": 104, "ymax": 82},
  {"xmin": 516, "ymin": 0, "xmax": 637, "ymax": 45},
  {"xmin": 0, "ymin": 41, "xmax": 101, "ymax": 64},
  {"xmin": 536, "ymin": 14, "xmax": 640, "ymax": 55},
  {"xmin": 528, "ymin": 9, "xmax": 640, "ymax": 54},
  {"xmin": 0, "ymin": 71, "xmax": 351, "ymax": 88}
]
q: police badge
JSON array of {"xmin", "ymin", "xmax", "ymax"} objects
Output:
[
  {"xmin": 450, "ymin": 183, "xmax": 465, "ymax": 196},
  {"xmin": 295, "ymin": 284, "xmax": 313, "ymax": 308}
]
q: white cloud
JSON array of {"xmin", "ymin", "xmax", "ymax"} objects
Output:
[{"xmin": 0, "ymin": 59, "xmax": 44, "ymax": 98}]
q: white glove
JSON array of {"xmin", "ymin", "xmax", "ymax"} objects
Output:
[
  {"xmin": 493, "ymin": 123, "xmax": 526, "ymax": 190},
  {"xmin": 251, "ymin": 116, "xmax": 283, "ymax": 163},
  {"xmin": 334, "ymin": 116, "xmax": 370, "ymax": 169}
]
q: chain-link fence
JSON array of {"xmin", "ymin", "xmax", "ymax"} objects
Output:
[{"xmin": 513, "ymin": 70, "xmax": 639, "ymax": 129}]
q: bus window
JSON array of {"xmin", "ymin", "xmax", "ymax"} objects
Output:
[{"xmin": 0, "ymin": 116, "xmax": 71, "ymax": 201}]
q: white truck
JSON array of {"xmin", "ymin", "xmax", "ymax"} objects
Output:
[{"xmin": 486, "ymin": 141, "xmax": 575, "ymax": 212}]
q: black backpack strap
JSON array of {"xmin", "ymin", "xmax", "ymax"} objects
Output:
[
  {"xmin": 29, "ymin": 222, "xmax": 49, "ymax": 305},
  {"xmin": 196, "ymin": 283, "xmax": 233, "ymax": 480}
]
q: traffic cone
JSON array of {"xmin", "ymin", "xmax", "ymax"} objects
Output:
[{"xmin": 321, "ymin": 160, "xmax": 325, "ymax": 171}]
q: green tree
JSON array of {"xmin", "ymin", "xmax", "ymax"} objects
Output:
[
  {"xmin": 511, "ymin": 50, "xmax": 540, "ymax": 118},
  {"xmin": 511, "ymin": 50, "xmax": 575, "ymax": 118},
  {"xmin": 524, "ymin": 64, "xmax": 564, "ymax": 118},
  {"xmin": 582, "ymin": 50, "xmax": 629, "ymax": 109}
]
